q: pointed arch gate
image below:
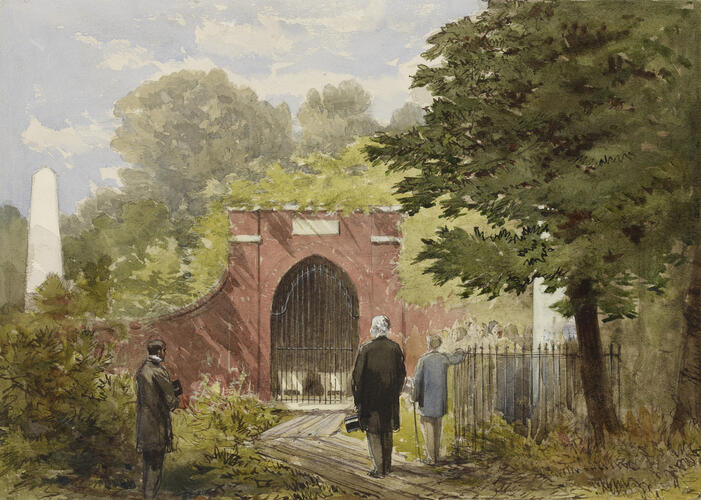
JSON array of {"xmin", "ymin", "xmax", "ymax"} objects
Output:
[{"xmin": 271, "ymin": 255, "xmax": 360, "ymax": 403}]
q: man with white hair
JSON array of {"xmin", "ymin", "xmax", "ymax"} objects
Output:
[
  {"xmin": 352, "ymin": 315, "xmax": 406, "ymax": 478},
  {"xmin": 412, "ymin": 334, "xmax": 465, "ymax": 465}
]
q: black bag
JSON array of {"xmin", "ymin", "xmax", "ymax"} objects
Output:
[
  {"xmin": 344, "ymin": 414, "xmax": 361, "ymax": 433},
  {"xmin": 172, "ymin": 379, "xmax": 183, "ymax": 397}
]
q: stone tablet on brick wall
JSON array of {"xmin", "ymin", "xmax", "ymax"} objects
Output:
[{"xmin": 292, "ymin": 218, "xmax": 339, "ymax": 235}]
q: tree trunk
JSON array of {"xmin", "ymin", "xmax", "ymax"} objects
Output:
[
  {"xmin": 671, "ymin": 244, "xmax": 701, "ymax": 433},
  {"xmin": 570, "ymin": 280, "xmax": 621, "ymax": 445}
]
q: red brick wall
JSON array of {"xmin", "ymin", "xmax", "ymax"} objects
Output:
[{"xmin": 119, "ymin": 209, "xmax": 467, "ymax": 399}]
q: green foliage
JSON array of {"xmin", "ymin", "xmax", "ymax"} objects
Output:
[
  {"xmin": 366, "ymin": 0, "xmax": 699, "ymax": 320},
  {"xmin": 297, "ymin": 80, "xmax": 382, "ymax": 156},
  {"xmin": 397, "ymin": 204, "xmax": 534, "ymax": 325},
  {"xmin": 458, "ymin": 411, "xmax": 701, "ymax": 498},
  {"xmin": 0, "ymin": 318, "xmax": 136, "ymax": 490},
  {"xmin": 165, "ymin": 379, "xmax": 338, "ymax": 498},
  {"xmin": 0, "ymin": 205, "xmax": 27, "ymax": 308},
  {"xmin": 220, "ymin": 139, "xmax": 402, "ymax": 212},
  {"xmin": 62, "ymin": 199, "xmax": 194, "ymax": 318},
  {"xmin": 182, "ymin": 378, "xmax": 279, "ymax": 450},
  {"xmin": 112, "ymin": 69, "xmax": 295, "ymax": 218},
  {"xmin": 388, "ymin": 102, "xmax": 426, "ymax": 132}
]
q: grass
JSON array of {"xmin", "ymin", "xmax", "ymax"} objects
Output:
[
  {"xmin": 342, "ymin": 394, "xmax": 454, "ymax": 463},
  {"xmin": 342, "ymin": 396, "xmax": 701, "ymax": 499}
]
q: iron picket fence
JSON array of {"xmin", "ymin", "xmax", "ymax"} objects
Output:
[{"xmin": 452, "ymin": 342, "xmax": 621, "ymax": 453}]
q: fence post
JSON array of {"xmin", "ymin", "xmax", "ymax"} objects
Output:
[
  {"xmin": 472, "ymin": 345, "xmax": 478, "ymax": 450},
  {"xmin": 551, "ymin": 342, "xmax": 556, "ymax": 422},
  {"xmin": 454, "ymin": 352, "xmax": 460, "ymax": 456},
  {"xmin": 565, "ymin": 343, "xmax": 569, "ymax": 410},
  {"xmin": 466, "ymin": 346, "xmax": 471, "ymax": 452},
  {"xmin": 513, "ymin": 343, "xmax": 517, "ymax": 425},
  {"xmin": 557, "ymin": 344, "xmax": 562, "ymax": 414},
  {"xmin": 487, "ymin": 344, "xmax": 493, "ymax": 415},
  {"xmin": 480, "ymin": 345, "xmax": 485, "ymax": 444},
  {"xmin": 503, "ymin": 345, "xmax": 509, "ymax": 420},
  {"xmin": 617, "ymin": 343, "xmax": 622, "ymax": 419},
  {"xmin": 543, "ymin": 344, "xmax": 548, "ymax": 430},
  {"xmin": 494, "ymin": 344, "xmax": 499, "ymax": 418},
  {"xmin": 521, "ymin": 345, "xmax": 527, "ymax": 426}
]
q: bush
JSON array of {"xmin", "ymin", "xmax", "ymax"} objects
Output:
[
  {"xmin": 166, "ymin": 378, "xmax": 338, "ymax": 498},
  {"xmin": 454, "ymin": 411, "xmax": 701, "ymax": 498},
  {"xmin": 0, "ymin": 282, "xmax": 137, "ymax": 492}
]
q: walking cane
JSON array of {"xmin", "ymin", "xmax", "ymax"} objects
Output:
[{"xmin": 413, "ymin": 400, "xmax": 423, "ymax": 463}]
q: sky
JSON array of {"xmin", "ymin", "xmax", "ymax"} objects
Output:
[{"xmin": 0, "ymin": 0, "xmax": 483, "ymax": 216}]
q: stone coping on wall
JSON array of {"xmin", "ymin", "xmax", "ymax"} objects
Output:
[{"xmin": 226, "ymin": 205, "xmax": 404, "ymax": 213}]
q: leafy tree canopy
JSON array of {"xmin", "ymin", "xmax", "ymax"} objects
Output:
[
  {"xmin": 388, "ymin": 102, "xmax": 426, "ymax": 132},
  {"xmin": 366, "ymin": 0, "xmax": 699, "ymax": 440},
  {"xmin": 297, "ymin": 80, "xmax": 382, "ymax": 156},
  {"xmin": 112, "ymin": 69, "xmax": 295, "ymax": 218},
  {"xmin": 367, "ymin": 0, "xmax": 698, "ymax": 321},
  {"xmin": 0, "ymin": 205, "xmax": 27, "ymax": 308}
]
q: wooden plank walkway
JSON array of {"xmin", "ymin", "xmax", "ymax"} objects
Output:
[{"xmin": 256, "ymin": 411, "xmax": 475, "ymax": 499}]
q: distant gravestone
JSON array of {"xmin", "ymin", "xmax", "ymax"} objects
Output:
[{"xmin": 25, "ymin": 167, "xmax": 63, "ymax": 309}]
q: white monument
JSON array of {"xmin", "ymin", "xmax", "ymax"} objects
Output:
[
  {"xmin": 532, "ymin": 277, "xmax": 576, "ymax": 347},
  {"xmin": 25, "ymin": 167, "xmax": 63, "ymax": 308}
]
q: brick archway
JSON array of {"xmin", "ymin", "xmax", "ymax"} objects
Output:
[
  {"xmin": 122, "ymin": 208, "xmax": 467, "ymax": 401},
  {"xmin": 229, "ymin": 209, "xmax": 405, "ymax": 399}
]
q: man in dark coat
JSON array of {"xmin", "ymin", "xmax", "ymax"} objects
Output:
[
  {"xmin": 136, "ymin": 339, "xmax": 179, "ymax": 499},
  {"xmin": 412, "ymin": 334, "xmax": 465, "ymax": 464},
  {"xmin": 352, "ymin": 315, "xmax": 406, "ymax": 478}
]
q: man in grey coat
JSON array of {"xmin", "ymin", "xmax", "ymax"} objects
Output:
[
  {"xmin": 352, "ymin": 315, "xmax": 406, "ymax": 478},
  {"xmin": 412, "ymin": 334, "xmax": 465, "ymax": 465},
  {"xmin": 136, "ymin": 339, "xmax": 180, "ymax": 499}
]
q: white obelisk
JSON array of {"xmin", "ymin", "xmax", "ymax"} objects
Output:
[{"xmin": 25, "ymin": 167, "xmax": 63, "ymax": 309}]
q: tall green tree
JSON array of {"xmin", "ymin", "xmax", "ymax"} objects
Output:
[
  {"xmin": 297, "ymin": 80, "xmax": 381, "ymax": 156},
  {"xmin": 0, "ymin": 205, "xmax": 27, "ymax": 308},
  {"xmin": 367, "ymin": 0, "xmax": 698, "ymax": 442},
  {"xmin": 62, "ymin": 200, "xmax": 191, "ymax": 318},
  {"xmin": 112, "ymin": 69, "xmax": 294, "ymax": 218}
]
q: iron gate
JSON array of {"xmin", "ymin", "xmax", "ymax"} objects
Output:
[{"xmin": 271, "ymin": 256, "xmax": 359, "ymax": 403}]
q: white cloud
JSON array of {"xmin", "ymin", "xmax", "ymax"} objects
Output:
[
  {"xmin": 276, "ymin": 1, "xmax": 387, "ymax": 34},
  {"xmin": 99, "ymin": 40, "xmax": 152, "ymax": 70},
  {"xmin": 22, "ymin": 116, "xmax": 112, "ymax": 158},
  {"xmin": 360, "ymin": 55, "xmax": 426, "ymax": 99},
  {"xmin": 195, "ymin": 14, "xmax": 294, "ymax": 58},
  {"xmin": 74, "ymin": 32, "xmax": 101, "ymax": 48},
  {"xmin": 100, "ymin": 167, "xmax": 123, "ymax": 186},
  {"xmin": 74, "ymin": 32, "xmax": 153, "ymax": 71}
]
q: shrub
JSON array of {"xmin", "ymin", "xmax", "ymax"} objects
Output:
[
  {"xmin": 166, "ymin": 378, "xmax": 338, "ymax": 498},
  {"xmin": 0, "ymin": 318, "xmax": 136, "ymax": 490},
  {"xmin": 452, "ymin": 411, "xmax": 701, "ymax": 498}
]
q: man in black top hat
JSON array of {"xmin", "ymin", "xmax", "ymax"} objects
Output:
[{"xmin": 352, "ymin": 315, "xmax": 406, "ymax": 478}]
